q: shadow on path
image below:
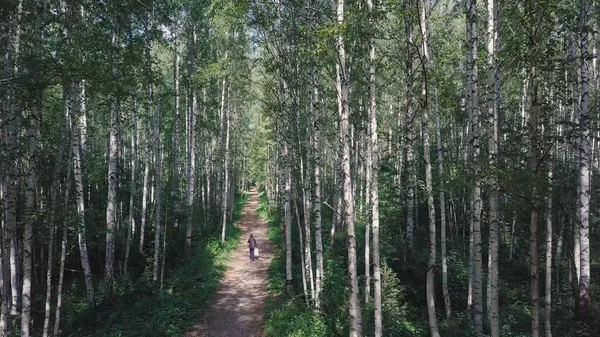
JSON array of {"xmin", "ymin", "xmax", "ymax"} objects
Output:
[{"xmin": 185, "ymin": 188, "xmax": 273, "ymax": 337}]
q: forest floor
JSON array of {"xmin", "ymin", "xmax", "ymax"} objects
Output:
[{"xmin": 185, "ymin": 188, "xmax": 273, "ymax": 337}]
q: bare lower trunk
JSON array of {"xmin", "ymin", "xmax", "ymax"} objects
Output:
[
  {"xmin": 467, "ymin": 0, "xmax": 483, "ymax": 334},
  {"xmin": 577, "ymin": 0, "xmax": 591, "ymax": 318},
  {"xmin": 125, "ymin": 95, "xmax": 138, "ymax": 273},
  {"xmin": 312, "ymin": 58, "xmax": 324, "ymax": 310},
  {"xmin": 545, "ymin": 161, "xmax": 553, "ymax": 337},
  {"xmin": 295, "ymin": 200, "xmax": 309, "ymax": 305},
  {"xmin": 435, "ymin": 94, "xmax": 451, "ymax": 319},
  {"xmin": 284, "ymin": 141, "xmax": 293, "ymax": 296},
  {"xmin": 152, "ymin": 98, "xmax": 163, "ymax": 283},
  {"xmin": 367, "ymin": 0, "xmax": 381, "ymax": 332},
  {"xmin": 221, "ymin": 78, "xmax": 230, "ymax": 244},
  {"xmin": 486, "ymin": 0, "xmax": 499, "ymax": 334},
  {"xmin": 71, "ymin": 82, "xmax": 95, "ymax": 308},
  {"xmin": 54, "ymin": 128, "xmax": 72, "ymax": 336},
  {"xmin": 404, "ymin": 0, "xmax": 416, "ymax": 259},
  {"xmin": 419, "ymin": 2, "xmax": 440, "ymax": 336},
  {"xmin": 337, "ymin": 0, "xmax": 361, "ymax": 334},
  {"xmin": 104, "ymin": 30, "xmax": 120, "ymax": 302}
]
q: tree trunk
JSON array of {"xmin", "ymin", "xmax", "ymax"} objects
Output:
[
  {"xmin": 104, "ymin": 29, "xmax": 120, "ymax": 304},
  {"xmin": 0, "ymin": 175, "xmax": 9, "ymax": 335},
  {"xmin": 368, "ymin": 0, "xmax": 382, "ymax": 333},
  {"xmin": 419, "ymin": 2, "xmax": 440, "ymax": 336},
  {"xmin": 486, "ymin": 0, "xmax": 499, "ymax": 334},
  {"xmin": 467, "ymin": 0, "xmax": 483, "ymax": 335},
  {"xmin": 5, "ymin": 0, "xmax": 24, "ymax": 316},
  {"xmin": 545, "ymin": 155, "xmax": 553, "ymax": 337},
  {"xmin": 71, "ymin": 81, "xmax": 95, "ymax": 308},
  {"xmin": 404, "ymin": 0, "xmax": 416, "ymax": 260},
  {"xmin": 22, "ymin": 2, "xmax": 44, "ymax": 333},
  {"xmin": 577, "ymin": 0, "xmax": 591, "ymax": 318},
  {"xmin": 337, "ymin": 0, "xmax": 362, "ymax": 334},
  {"xmin": 43, "ymin": 104, "xmax": 68, "ymax": 337},
  {"xmin": 311, "ymin": 51, "xmax": 324, "ymax": 310},
  {"xmin": 284, "ymin": 141, "xmax": 293, "ymax": 295},
  {"xmin": 152, "ymin": 97, "xmax": 163, "ymax": 283},
  {"xmin": 221, "ymin": 76, "xmax": 231, "ymax": 244},
  {"xmin": 54, "ymin": 92, "xmax": 73, "ymax": 336},
  {"xmin": 295, "ymin": 200, "xmax": 309, "ymax": 305},
  {"xmin": 434, "ymin": 94, "xmax": 451, "ymax": 319},
  {"xmin": 125, "ymin": 95, "xmax": 138, "ymax": 273}
]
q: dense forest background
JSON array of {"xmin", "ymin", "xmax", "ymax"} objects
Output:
[{"xmin": 1, "ymin": 0, "xmax": 599, "ymax": 336}]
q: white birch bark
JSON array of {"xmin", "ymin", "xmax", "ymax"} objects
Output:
[
  {"xmin": 140, "ymin": 14, "xmax": 154, "ymax": 256},
  {"xmin": 284, "ymin": 141, "xmax": 293, "ymax": 295},
  {"xmin": 419, "ymin": 2, "xmax": 440, "ymax": 336},
  {"xmin": 368, "ymin": 0, "xmax": 381, "ymax": 332},
  {"xmin": 152, "ymin": 97, "xmax": 163, "ymax": 283},
  {"xmin": 577, "ymin": 0, "xmax": 591, "ymax": 318},
  {"xmin": 186, "ymin": 28, "xmax": 198, "ymax": 252},
  {"xmin": 545, "ymin": 153, "xmax": 553, "ymax": 337},
  {"xmin": 125, "ymin": 95, "xmax": 138, "ymax": 273},
  {"xmin": 6, "ymin": 0, "xmax": 24, "ymax": 315},
  {"xmin": 404, "ymin": 0, "xmax": 416, "ymax": 259},
  {"xmin": 104, "ymin": 29, "xmax": 120, "ymax": 303},
  {"xmin": 71, "ymin": 81, "xmax": 95, "ymax": 308},
  {"xmin": 295, "ymin": 200, "xmax": 309, "ymax": 305},
  {"xmin": 311, "ymin": 48, "xmax": 324, "ymax": 310},
  {"xmin": 221, "ymin": 75, "xmax": 231, "ymax": 244},
  {"xmin": 53, "ymin": 91, "xmax": 73, "ymax": 336},
  {"xmin": 486, "ymin": 0, "xmax": 499, "ymax": 334},
  {"xmin": 434, "ymin": 95, "xmax": 451, "ymax": 319},
  {"xmin": 467, "ymin": 0, "xmax": 483, "ymax": 334},
  {"xmin": 0, "ymin": 176, "xmax": 8, "ymax": 335},
  {"xmin": 337, "ymin": 0, "xmax": 362, "ymax": 334},
  {"xmin": 22, "ymin": 3, "xmax": 43, "ymax": 333}
]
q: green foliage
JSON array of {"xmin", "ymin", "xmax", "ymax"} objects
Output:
[{"xmin": 59, "ymin": 197, "xmax": 246, "ymax": 337}]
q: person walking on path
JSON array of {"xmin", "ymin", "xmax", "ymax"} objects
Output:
[{"xmin": 248, "ymin": 234, "xmax": 257, "ymax": 261}]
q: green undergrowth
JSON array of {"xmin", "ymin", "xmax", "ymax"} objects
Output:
[
  {"xmin": 60, "ymin": 192, "xmax": 249, "ymax": 337},
  {"xmin": 258, "ymin": 191, "xmax": 330, "ymax": 337},
  {"xmin": 259, "ymin": 190, "xmax": 418, "ymax": 337}
]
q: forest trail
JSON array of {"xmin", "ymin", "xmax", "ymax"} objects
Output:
[{"xmin": 185, "ymin": 188, "xmax": 272, "ymax": 337}]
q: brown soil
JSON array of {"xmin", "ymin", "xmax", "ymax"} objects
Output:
[{"xmin": 185, "ymin": 188, "xmax": 273, "ymax": 337}]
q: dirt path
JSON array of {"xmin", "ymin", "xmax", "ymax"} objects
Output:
[{"xmin": 185, "ymin": 188, "xmax": 273, "ymax": 337}]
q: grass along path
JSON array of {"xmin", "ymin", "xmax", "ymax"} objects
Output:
[
  {"xmin": 60, "ymin": 194, "xmax": 247, "ymax": 337},
  {"xmin": 185, "ymin": 188, "xmax": 273, "ymax": 337}
]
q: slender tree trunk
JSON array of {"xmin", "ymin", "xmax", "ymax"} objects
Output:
[
  {"xmin": 368, "ymin": 0, "xmax": 382, "ymax": 332},
  {"xmin": 5, "ymin": 0, "xmax": 24, "ymax": 316},
  {"xmin": 337, "ymin": 0, "xmax": 362, "ymax": 334},
  {"xmin": 0, "ymin": 176, "xmax": 9, "ymax": 335},
  {"xmin": 365, "ymin": 114, "xmax": 372, "ymax": 305},
  {"xmin": 467, "ymin": 0, "xmax": 483, "ymax": 335},
  {"xmin": 284, "ymin": 141, "xmax": 293, "ymax": 295},
  {"xmin": 404, "ymin": 0, "xmax": 416, "ymax": 260},
  {"xmin": 419, "ymin": 2, "xmax": 440, "ymax": 336},
  {"xmin": 311, "ymin": 52, "xmax": 324, "ymax": 310},
  {"xmin": 125, "ymin": 95, "xmax": 138, "ymax": 273},
  {"xmin": 434, "ymin": 94, "xmax": 451, "ymax": 319},
  {"xmin": 295, "ymin": 200, "xmax": 309, "ymax": 305},
  {"xmin": 53, "ymin": 92, "xmax": 73, "ymax": 337},
  {"xmin": 43, "ymin": 104, "xmax": 68, "ymax": 337},
  {"xmin": 104, "ymin": 29, "xmax": 120, "ymax": 304},
  {"xmin": 545, "ymin": 154, "xmax": 553, "ymax": 337},
  {"xmin": 152, "ymin": 98, "xmax": 163, "ymax": 283},
  {"xmin": 577, "ymin": 0, "xmax": 591, "ymax": 318},
  {"xmin": 486, "ymin": 0, "xmax": 499, "ymax": 334},
  {"xmin": 221, "ymin": 76, "xmax": 231, "ymax": 244},
  {"xmin": 71, "ymin": 81, "xmax": 95, "ymax": 308},
  {"xmin": 140, "ymin": 14, "xmax": 154, "ymax": 256}
]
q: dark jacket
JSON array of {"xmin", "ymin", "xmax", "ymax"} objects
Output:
[{"xmin": 248, "ymin": 236, "xmax": 257, "ymax": 249}]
